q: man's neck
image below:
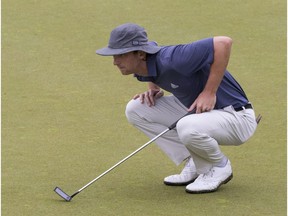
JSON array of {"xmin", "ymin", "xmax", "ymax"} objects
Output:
[{"xmin": 134, "ymin": 60, "xmax": 149, "ymax": 76}]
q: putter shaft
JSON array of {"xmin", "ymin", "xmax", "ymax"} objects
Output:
[{"xmin": 54, "ymin": 128, "xmax": 170, "ymax": 201}]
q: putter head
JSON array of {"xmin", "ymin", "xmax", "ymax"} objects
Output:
[{"xmin": 54, "ymin": 187, "xmax": 72, "ymax": 201}]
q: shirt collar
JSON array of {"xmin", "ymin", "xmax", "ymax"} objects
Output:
[{"xmin": 146, "ymin": 54, "xmax": 157, "ymax": 77}]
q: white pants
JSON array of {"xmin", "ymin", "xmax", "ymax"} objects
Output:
[{"xmin": 125, "ymin": 95, "xmax": 257, "ymax": 174}]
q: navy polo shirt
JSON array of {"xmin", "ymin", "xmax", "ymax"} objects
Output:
[{"xmin": 135, "ymin": 38, "xmax": 249, "ymax": 109}]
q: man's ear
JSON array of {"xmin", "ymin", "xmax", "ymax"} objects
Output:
[{"xmin": 138, "ymin": 51, "xmax": 147, "ymax": 61}]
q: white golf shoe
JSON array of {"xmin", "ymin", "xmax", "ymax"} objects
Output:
[
  {"xmin": 185, "ymin": 160, "xmax": 233, "ymax": 193},
  {"xmin": 164, "ymin": 157, "xmax": 198, "ymax": 186}
]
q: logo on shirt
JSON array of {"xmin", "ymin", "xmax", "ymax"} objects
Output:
[{"xmin": 170, "ymin": 83, "xmax": 179, "ymax": 89}]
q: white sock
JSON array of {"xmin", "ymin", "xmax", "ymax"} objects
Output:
[{"xmin": 216, "ymin": 156, "xmax": 228, "ymax": 167}]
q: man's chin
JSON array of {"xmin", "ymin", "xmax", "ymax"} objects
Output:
[{"xmin": 120, "ymin": 70, "xmax": 131, "ymax": 75}]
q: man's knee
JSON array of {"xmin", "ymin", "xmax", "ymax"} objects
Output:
[
  {"xmin": 125, "ymin": 99, "xmax": 141, "ymax": 124},
  {"xmin": 176, "ymin": 118, "xmax": 204, "ymax": 145}
]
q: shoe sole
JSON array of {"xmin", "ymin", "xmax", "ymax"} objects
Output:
[
  {"xmin": 164, "ymin": 177, "xmax": 198, "ymax": 186},
  {"xmin": 185, "ymin": 173, "xmax": 233, "ymax": 194}
]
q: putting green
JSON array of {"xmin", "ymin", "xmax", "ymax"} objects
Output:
[{"xmin": 2, "ymin": 0, "xmax": 286, "ymax": 215}]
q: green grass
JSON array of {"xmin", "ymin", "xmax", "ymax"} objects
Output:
[{"xmin": 2, "ymin": 0, "xmax": 286, "ymax": 215}]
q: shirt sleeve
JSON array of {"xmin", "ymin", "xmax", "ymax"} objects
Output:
[{"xmin": 168, "ymin": 38, "xmax": 214, "ymax": 76}]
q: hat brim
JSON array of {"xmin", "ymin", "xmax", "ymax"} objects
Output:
[{"xmin": 96, "ymin": 43, "xmax": 161, "ymax": 56}]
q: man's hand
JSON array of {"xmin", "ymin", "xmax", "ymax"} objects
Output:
[
  {"xmin": 188, "ymin": 91, "xmax": 216, "ymax": 113},
  {"xmin": 133, "ymin": 89, "xmax": 164, "ymax": 106}
]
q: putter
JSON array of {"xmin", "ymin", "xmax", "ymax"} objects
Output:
[
  {"xmin": 54, "ymin": 109, "xmax": 196, "ymax": 201},
  {"xmin": 54, "ymin": 108, "xmax": 262, "ymax": 201}
]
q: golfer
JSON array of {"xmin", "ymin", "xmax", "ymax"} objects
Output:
[{"xmin": 96, "ymin": 23, "xmax": 258, "ymax": 193}]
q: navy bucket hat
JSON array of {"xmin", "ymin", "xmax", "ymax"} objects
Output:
[{"xmin": 96, "ymin": 23, "xmax": 161, "ymax": 56}]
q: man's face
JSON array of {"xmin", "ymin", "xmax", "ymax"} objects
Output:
[{"xmin": 113, "ymin": 52, "xmax": 143, "ymax": 75}]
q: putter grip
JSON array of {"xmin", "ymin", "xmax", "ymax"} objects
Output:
[{"xmin": 168, "ymin": 109, "xmax": 196, "ymax": 130}]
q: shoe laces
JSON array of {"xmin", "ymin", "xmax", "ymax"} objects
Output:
[{"xmin": 201, "ymin": 168, "xmax": 215, "ymax": 180}]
